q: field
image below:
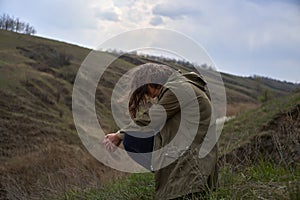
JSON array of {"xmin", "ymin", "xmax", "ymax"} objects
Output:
[
  {"xmin": 64, "ymin": 92, "xmax": 300, "ymax": 200},
  {"xmin": 0, "ymin": 30, "xmax": 299, "ymax": 199}
]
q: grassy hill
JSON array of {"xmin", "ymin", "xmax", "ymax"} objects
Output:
[
  {"xmin": 64, "ymin": 91, "xmax": 300, "ymax": 200},
  {"xmin": 0, "ymin": 29, "xmax": 299, "ymax": 199},
  {"xmin": 0, "ymin": 30, "xmax": 128, "ymax": 199}
]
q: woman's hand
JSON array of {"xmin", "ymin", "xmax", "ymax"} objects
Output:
[{"xmin": 102, "ymin": 133, "xmax": 122, "ymax": 152}]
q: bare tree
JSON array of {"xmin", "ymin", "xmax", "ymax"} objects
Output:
[{"xmin": 0, "ymin": 13, "xmax": 36, "ymax": 35}]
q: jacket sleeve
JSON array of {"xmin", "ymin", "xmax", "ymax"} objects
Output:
[{"xmin": 117, "ymin": 109, "xmax": 151, "ymax": 140}]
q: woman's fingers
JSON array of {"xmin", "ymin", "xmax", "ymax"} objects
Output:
[
  {"xmin": 102, "ymin": 137, "xmax": 110, "ymax": 148},
  {"xmin": 107, "ymin": 142, "xmax": 117, "ymax": 152},
  {"xmin": 102, "ymin": 133, "xmax": 121, "ymax": 152},
  {"xmin": 103, "ymin": 137, "xmax": 117, "ymax": 152}
]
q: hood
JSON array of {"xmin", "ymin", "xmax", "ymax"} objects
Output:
[{"xmin": 182, "ymin": 72, "xmax": 207, "ymax": 92}]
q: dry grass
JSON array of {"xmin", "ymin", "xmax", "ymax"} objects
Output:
[
  {"xmin": 226, "ymin": 102, "xmax": 259, "ymax": 116},
  {"xmin": 1, "ymin": 142, "xmax": 125, "ymax": 199},
  {"xmin": 220, "ymin": 103, "xmax": 300, "ymax": 166}
]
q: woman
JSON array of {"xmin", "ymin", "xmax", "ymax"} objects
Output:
[{"xmin": 103, "ymin": 63, "xmax": 218, "ymax": 199}]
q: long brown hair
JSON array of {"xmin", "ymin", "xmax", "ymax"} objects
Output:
[{"xmin": 128, "ymin": 63, "xmax": 173, "ymax": 118}]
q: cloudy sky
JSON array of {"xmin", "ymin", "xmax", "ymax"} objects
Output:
[{"xmin": 1, "ymin": 0, "xmax": 299, "ymax": 82}]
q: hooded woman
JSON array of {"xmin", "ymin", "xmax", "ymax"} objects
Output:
[{"xmin": 103, "ymin": 63, "xmax": 218, "ymax": 199}]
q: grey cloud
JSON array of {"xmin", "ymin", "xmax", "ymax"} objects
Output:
[
  {"xmin": 95, "ymin": 9, "xmax": 119, "ymax": 22},
  {"xmin": 150, "ymin": 16, "xmax": 164, "ymax": 26},
  {"xmin": 152, "ymin": 3, "xmax": 200, "ymax": 19}
]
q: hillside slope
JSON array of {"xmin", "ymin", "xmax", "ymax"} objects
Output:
[
  {"xmin": 0, "ymin": 30, "xmax": 299, "ymax": 199},
  {"xmin": 0, "ymin": 30, "xmax": 128, "ymax": 199},
  {"xmin": 216, "ymin": 91, "xmax": 300, "ymax": 199},
  {"xmin": 63, "ymin": 92, "xmax": 300, "ymax": 200},
  {"xmin": 219, "ymin": 91, "xmax": 300, "ymax": 155}
]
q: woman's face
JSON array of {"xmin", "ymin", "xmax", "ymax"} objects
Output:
[{"xmin": 147, "ymin": 85, "xmax": 161, "ymax": 98}]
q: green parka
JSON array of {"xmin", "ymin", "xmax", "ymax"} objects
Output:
[
  {"xmin": 153, "ymin": 72, "xmax": 218, "ymax": 199},
  {"xmin": 119, "ymin": 72, "xmax": 218, "ymax": 199}
]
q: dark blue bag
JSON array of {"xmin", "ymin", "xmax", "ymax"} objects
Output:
[{"xmin": 123, "ymin": 132, "xmax": 154, "ymax": 170}]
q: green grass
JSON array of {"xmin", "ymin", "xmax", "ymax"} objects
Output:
[
  {"xmin": 63, "ymin": 173, "xmax": 155, "ymax": 200},
  {"xmin": 214, "ymin": 160, "xmax": 300, "ymax": 200},
  {"xmin": 62, "ymin": 159, "xmax": 299, "ymax": 200}
]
